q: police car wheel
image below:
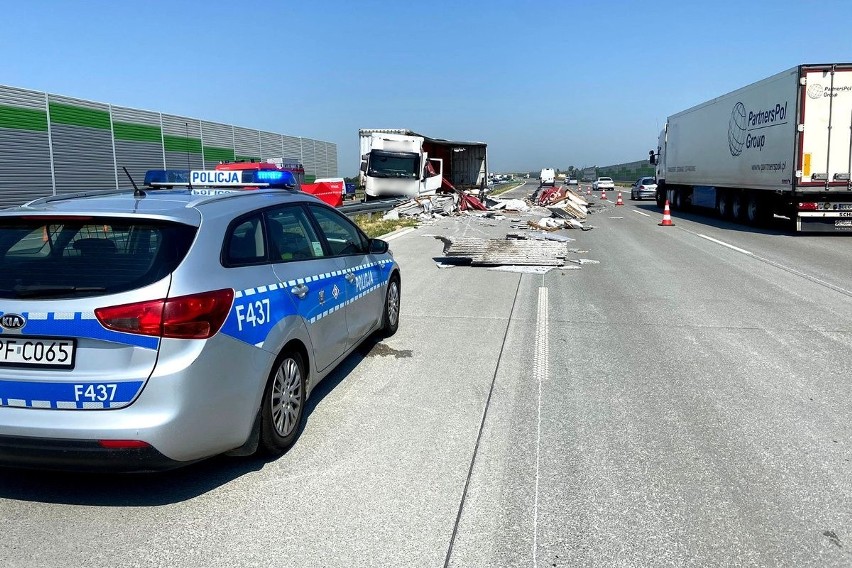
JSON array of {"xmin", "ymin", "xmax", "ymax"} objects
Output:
[
  {"xmin": 381, "ymin": 276, "xmax": 400, "ymax": 337},
  {"xmin": 260, "ymin": 351, "xmax": 306, "ymax": 455}
]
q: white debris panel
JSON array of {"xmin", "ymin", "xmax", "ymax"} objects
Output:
[{"xmin": 435, "ymin": 236, "xmax": 569, "ymax": 266}]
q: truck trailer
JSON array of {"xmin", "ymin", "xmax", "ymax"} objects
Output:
[
  {"xmin": 359, "ymin": 129, "xmax": 487, "ymax": 199},
  {"xmin": 650, "ymin": 64, "xmax": 852, "ymax": 232}
]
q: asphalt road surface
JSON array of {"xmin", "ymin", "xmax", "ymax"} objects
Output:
[{"xmin": 1, "ymin": 180, "xmax": 850, "ymax": 567}]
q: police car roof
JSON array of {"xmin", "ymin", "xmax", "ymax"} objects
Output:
[{"xmin": 0, "ymin": 187, "xmax": 324, "ymax": 225}]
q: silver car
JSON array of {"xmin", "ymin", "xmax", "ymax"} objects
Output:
[
  {"xmin": 630, "ymin": 176, "xmax": 658, "ymax": 201},
  {"xmin": 0, "ymin": 170, "xmax": 401, "ymax": 471}
]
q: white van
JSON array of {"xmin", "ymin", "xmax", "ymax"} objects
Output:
[{"xmin": 539, "ymin": 168, "xmax": 556, "ymax": 187}]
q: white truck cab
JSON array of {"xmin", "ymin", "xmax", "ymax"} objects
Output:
[{"xmin": 360, "ymin": 133, "xmax": 443, "ymax": 199}]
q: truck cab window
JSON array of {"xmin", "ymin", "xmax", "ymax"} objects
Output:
[{"xmin": 368, "ymin": 151, "xmax": 418, "ymax": 179}]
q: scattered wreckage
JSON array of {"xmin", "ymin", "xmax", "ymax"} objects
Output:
[{"xmin": 382, "ymin": 185, "xmax": 604, "ymax": 271}]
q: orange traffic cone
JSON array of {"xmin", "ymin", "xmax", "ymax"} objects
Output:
[
  {"xmin": 615, "ymin": 192, "xmax": 624, "ymax": 206},
  {"xmin": 658, "ymin": 200, "xmax": 675, "ymax": 226},
  {"xmin": 600, "ymin": 189, "xmax": 607, "ymax": 200}
]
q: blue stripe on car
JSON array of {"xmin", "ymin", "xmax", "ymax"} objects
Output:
[
  {"xmin": 221, "ymin": 260, "xmax": 392, "ymax": 346},
  {"xmin": 0, "ymin": 379, "xmax": 144, "ymax": 409},
  {"xmin": 0, "ymin": 312, "xmax": 159, "ymax": 350}
]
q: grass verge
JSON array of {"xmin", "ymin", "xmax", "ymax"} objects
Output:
[{"xmin": 353, "ymin": 214, "xmax": 418, "ymax": 238}]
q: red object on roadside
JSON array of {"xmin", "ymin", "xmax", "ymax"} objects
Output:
[
  {"xmin": 461, "ymin": 193, "xmax": 487, "ymax": 211},
  {"xmin": 301, "ymin": 182, "xmax": 343, "ymax": 207}
]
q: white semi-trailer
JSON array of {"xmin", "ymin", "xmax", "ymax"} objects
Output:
[{"xmin": 650, "ymin": 63, "xmax": 852, "ymax": 232}]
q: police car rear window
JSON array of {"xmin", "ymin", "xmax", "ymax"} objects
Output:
[{"xmin": 0, "ymin": 218, "xmax": 196, "ymax": 299}]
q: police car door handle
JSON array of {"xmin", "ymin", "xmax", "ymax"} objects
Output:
[
  {"xmin": 345, "ymin": 273, "xmax": 355, "ymax": 283},
  {"xmin": 290, "ymin": 284, "xmax": 309, "ymax": 299}
]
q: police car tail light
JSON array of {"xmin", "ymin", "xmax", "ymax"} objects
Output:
[
  {"xmin": 95, "ymin": 289, "xmax": 234, "ymax": 340},
  {"xmin": 161, "ymin": 289, "xmax": 234, "ymax": 339},
  {"xmin": 798, "ymin": 202, "xmax": 818, "ymax": 211}
]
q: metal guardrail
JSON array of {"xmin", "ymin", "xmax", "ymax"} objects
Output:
[{"xmin": 338, "ymin": 198, "xmax": 407, "ymax": 219}]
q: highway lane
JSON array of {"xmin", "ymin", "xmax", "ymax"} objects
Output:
[
  {"xmin": 0, "ymin": 180, "xmax": 850, "ymax": 567},
  {"xmin": 449, "ymin": 180, "xmax": 852, "ymax": 566}
]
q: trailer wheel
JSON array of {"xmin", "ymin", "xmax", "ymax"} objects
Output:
[
  {"xmin": 745, "ymin": 193, "xmax": 767, "ymax": 226},
  {"xmin": 717, "ymin": 191, "xmax": 732, "ymax": 218},
  {"xmin": 731, "ymin": 192, "xmax": 747, "ymax": 221}
]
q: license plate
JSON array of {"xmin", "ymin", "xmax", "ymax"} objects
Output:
[
  {"xmin": 835, "ymin": 219, "xmax": 852, "ymax": 227},
  {"xmin": 0, "ymin": 336, "xmax": 76, "ymax": 369}
]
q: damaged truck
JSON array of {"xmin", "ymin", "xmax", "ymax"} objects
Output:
[{"xmin": 359, "ymin": 129, "xmax": 488, "ymax": 200}]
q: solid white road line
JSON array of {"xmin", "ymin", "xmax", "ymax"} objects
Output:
[
  {"xmin": 532, "ymin": 286, "xmax": 548, "ymax": 567},
  {"xmin": 697, "ymin": 233, "xmax": 753, "ymax": 256},
  {"xmin": 693, "ymin": 232, "xmax": 852, "ymax": 297}
]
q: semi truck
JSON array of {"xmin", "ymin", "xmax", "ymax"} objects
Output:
[
  {"xmin": 359, "ymin": 129, "xmax": 488, "ymax": 200},
  {"xmin": 650, "ymin": 63, "xmax": 852, "ymax": 232}
]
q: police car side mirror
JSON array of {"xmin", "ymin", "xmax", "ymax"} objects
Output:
[{"xmin": 368, "ymin": 238, "xmax": 389, "ymax": 254}]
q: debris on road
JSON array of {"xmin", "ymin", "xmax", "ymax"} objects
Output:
[
  {"xmin": 392, "ymin": 184, "xmax": 609, "ymax": 270},
  {"xmin": 508, "ymin": 231, "xmax": 575, "ymax": 243},
  {"xmin": 486, "ymin": 265, "xmax": 566, "ymax": 274},
  {"xmin": 568, "ymin": 258, "xmax": 600, "ymax": 265},
  {"xmin": 382, "ymin": 184, "xmax": 595, "ymax": 231},
  {"xmin": 435, "ymin": 236, "xmax": 569, "ymax": 266}
]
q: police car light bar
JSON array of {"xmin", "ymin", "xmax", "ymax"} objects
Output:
[{"xmin": 143, "ymin": 169, "xmax": 297, "ymax": 189}]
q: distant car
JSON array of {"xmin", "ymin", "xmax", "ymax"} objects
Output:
[
  {"xmin": 0, "ymin": 169, "xmax": 401, "ymax": 471},
  {"xmin": 630, "ymin": 176, "xmax": 658, "ymax": 200},
  {"xmin": 566, "ymin": 178, "xmax": 579, "ymax": 186},
  {"xmin": 592, "ymin": 177, "xmax": 614, "ymax": 191}
]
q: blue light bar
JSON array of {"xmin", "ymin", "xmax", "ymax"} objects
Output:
[
  {"xmin": 255, "ymin": 170, "xmax": 285, "ymax": 182},
  {"xmin": 144, "ymin": 169, "xmax": 190, "ymax": 186},
  {"xmin": 244, "ymin": 169, "xmax": 297, "ymax": 188}
]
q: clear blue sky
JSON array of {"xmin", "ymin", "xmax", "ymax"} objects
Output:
[{"xmin": 4, "ymin": 0, "xmax": 851, "ymax": 175}]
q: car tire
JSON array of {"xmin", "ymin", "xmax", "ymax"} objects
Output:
[
  {"xmin": 630, "ymin": 191, "xmax": 636, "ymax": 200},
  {"xmin": 380, "ymin": 275, "xmax": 401, "ymax": 337},
  {"xmin": 259, "ymin": 351, "xmax": 306, "ymax": 456}
]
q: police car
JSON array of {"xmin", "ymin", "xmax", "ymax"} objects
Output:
[{"xmin": 0, "ymin": 169, "xmax": 401, "ymax": 471}]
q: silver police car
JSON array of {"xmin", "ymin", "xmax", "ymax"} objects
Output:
[{"xmin": 0, "ymin": 169, "xmax": 401, "ymax": 471}]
